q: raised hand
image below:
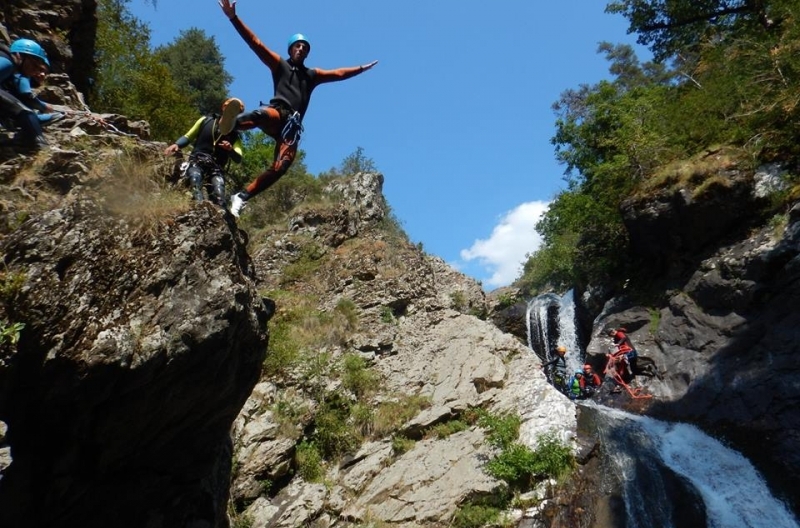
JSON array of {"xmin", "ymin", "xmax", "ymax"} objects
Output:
[{"xmin": 218, "ymin": 0, "xmax": 237, "ymax": 19}]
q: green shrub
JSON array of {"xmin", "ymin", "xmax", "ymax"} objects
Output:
[
  {"xmin": 0, "ymin": 321, "xmax": 24, "ymax": 347},
  {"xmin": 263, "ymin": 319, "xmax": 300, "ymax": 377},
  {"xmin": 295, "ymin": 440, "xmax": 324, "ymax": 482},
  {"xmin": 335, "ymin": 298, "xmax": 359, "ymax": 330},
  {"xmin": 426, "ymin": 419, "xmax": 469, "ymax": 440},
  {"xmin": 476, "ymin": 410, "xmax": 520, "ymax": 450},
  {"xmin": 313, "ymin": 393, "xmax": 359, "ymax": 458},
  {"xmin": 451, "ymin": 504, "xmax": 502, "ymax": 528},
  {"xmin": 391, "ymin": 435, "xmax": 416, "ymax": 456},
  {"xmin": 341, "ymin": 353, "xmax": 380, "ymax": 399},
  {"xmin": 372, "ymin": 395, "xmax": 432, "ymax": 437},
  {"xmin": 486, "ymin": 434, "xmax": 574, "ymax": 489},
  {"xmin": 450, "ymin": 291, "xmax": 467, "ymax": 312},
  {"xmin": 379, "ymin": 306, "xmax": 395, "ymax": 324}
]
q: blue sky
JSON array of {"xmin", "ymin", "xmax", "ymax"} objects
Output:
[{"xmin": 130, "ymin": 1, "xmax": 647, "ymax": 290}]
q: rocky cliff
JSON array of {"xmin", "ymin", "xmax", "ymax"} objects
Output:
[
  {"xmin": 0, "ymin": 35, "xmax": 581, "ymax": 528},
  {"xmin": 4, "ymin": 2, "xmax": 799, "ymax": 527}
]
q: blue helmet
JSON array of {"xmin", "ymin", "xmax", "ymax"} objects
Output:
[
  {"xmin": 10, "ymin": 38, "xmax": 50, "ymax": 67},
  {"xmin": 287, "ymin": 33, "xmax": 310, "ymax": 55}
]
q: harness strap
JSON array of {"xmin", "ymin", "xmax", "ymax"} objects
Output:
[{"xmin": 281, "ymin": 110, "xmax": 303, "ymax": 146}]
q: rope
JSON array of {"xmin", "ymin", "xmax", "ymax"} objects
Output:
[{"xmin": 605, "ymin": 353, "xmax": 652, "ymax": 399}]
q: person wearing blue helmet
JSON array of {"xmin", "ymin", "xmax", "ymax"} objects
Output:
[
  {"xmin": 0, "ymin": 38, "xmax": 58, "ymax": 149},
  {"xmin": 218, "ymin": 0, "xmax": 378, "ymax": 217}
]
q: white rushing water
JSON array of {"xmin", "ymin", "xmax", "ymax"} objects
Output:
[{"xmin": 598, "ymin": 406, "xmax": 799, "ymax": 528}]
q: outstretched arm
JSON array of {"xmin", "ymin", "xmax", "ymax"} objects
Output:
[
  {"xmin": 314, "ymin": 60, "xmax": 378, "ymax": 84},
  {"xmin": 218, "ymin": 0, "xmax": 281, "ymax": 71}
]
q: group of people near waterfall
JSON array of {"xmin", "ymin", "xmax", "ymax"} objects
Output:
[
  {"xmin": 3, "ymin": 0, "xmax": 378, "ymax": 219},
  {"xmin": 541, "ymin": 327, "xmax": 638, "ymax": 398}
]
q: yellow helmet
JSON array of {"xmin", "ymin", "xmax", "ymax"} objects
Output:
[{"xmin": 555, "ymin": 346, "xmax": 567, "ymax": 355}]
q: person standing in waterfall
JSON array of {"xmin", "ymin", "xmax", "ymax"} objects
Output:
[
  {"xmin": 542, "ymin": 345, "xmax": 568, "ymax": 392},
  {"xmin": 217, "ymin": 0, "xmax": 379, "ymax": 218}
]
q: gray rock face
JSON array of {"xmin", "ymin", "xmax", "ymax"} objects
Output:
[
  {"xmin": 0, "ymin": 200, "xmax": 268, "ymax": 527},
  {"xmin": 591, "ymin": 199, "xmax": 800, "ymax": 514}
]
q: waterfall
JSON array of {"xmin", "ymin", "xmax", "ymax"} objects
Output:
[
  {"xmin": 525, "ymin": 289, "xmax": 583, "ymax": 374},
  {"xmin": 590, "ymin": 405, "xmax": 799, "ymax": 528},
  {"xmin": 525, "ymin": 292, "xmax": 800, "ymax": 526}
]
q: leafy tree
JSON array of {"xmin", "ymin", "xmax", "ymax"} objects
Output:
[
  {"xmin": 605, "ymin": 0, "xmax": 781, "ymax": 61},
  {"xmin": 90, "ymin": 0, "xmax": 195, "ymax": 140},
  {"xmin": 155, "ymin": 28, "xmax": 233, "ymax": 115}
]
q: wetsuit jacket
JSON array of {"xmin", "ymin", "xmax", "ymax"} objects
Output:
[
  {"xmin": 543, "ymin": 355, "xmax": 566, "ymax": 375},
  {"xmin": 580, "ymin": 372, "xmax": 602, "ymax": 388},
  {"xmin": 229, "ymin": 16, "xmax": 365, "ymax": 118},
  {"xmin": 176, "ymin": 115, "xmax": 243, "ymax": 167},
  {"xmin": 612, "ymin": 330, "xmax": 635, "ymax": 351},
  {"xmin": 0, "ymin": 49, "xmax": 49, "ymax": 120}
]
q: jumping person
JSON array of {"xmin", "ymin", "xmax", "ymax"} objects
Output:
[
  {"xmin": 164, "ymin": 97, "xmax": 244, "ymax": 208},
  {"xmin": 218, "ymin": 0, "xmax": 378, "ymax": 217},
  {"xmin": 0, "ymin": 39, "xmax": 58, "ymax": 149}
]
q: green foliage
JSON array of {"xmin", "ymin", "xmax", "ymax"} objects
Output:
[
  {"xmin": 312, "ymin": 392, "xmax": 360, "ymax": 458},
  {"xmin": 0, "ymin": 270, "xmax": 25, "ymax": 305},
  {"xmin": 379, "ymin": 306, "xmax": 395, "ymax": 324},
  {"xmin": 649, "ymin": 307, "xmax": 662, "ymax": 336},
  {"xmin": 485, "ymin": 434, "xmax": 574, "ymax": 490},
  {"xmin": 372, "ymin": 395, "xmax": 432, "ymax": 437},
  {"xmin": 230, "ymin": 512, "xmax": 254, "ymax": 528},
  {"xmin": 391, "ymin": 435, "xmax": 416, "ymax": 455},
  {"xmin": 263, "ymin": 318, "xmax": 300, "ymax": 377},
  {"xmin": 495, "ymin": 292, "xmax": 518, "ymax": 310},
  {"xmin": 155, "ymin": 27, "xmax": 232, "ymax": 115},
  {"xmin": 426, "ymin": 419, "xmax": 469, "ymax": 440},
  {"xmin": 335, "ymin": 298, "xmax": 359, "ymax": 330},
  {"xmin": 281, "ymin": 241, "xmax": 327, "ymax": 284},
  {"xmin": 476, "ymin": 410, "xmax": 521, "ymax": 450},
  {"xmin": 340, "ymin": 146, "xmax": 378, "ymax": 174},
  {"xmin": 0, "ymin": 321, "xmax": 24, "ymax": 346},
  {"xmin": 91, "ymin": 0, "xmax": 196, "ymax": 140},
  {"xmin": 341, "ymin": 353, "xmax": 380, "ymax": 399},
  {"xmin": 319, "ymin": 146, "xmax": 378, "ymax": 177},
  {"xmin": 295, "ymin": 440, "xmax": 324, "ymax": 482},
  {"xmin": 605, "ymin": 0, "xmax": 774, "ymax": 62},
  {"xmin": 272, "ymin": 391, "xmax": 309, "ymax": 439},
  {"xmin": 450, "ymin": 291, "xmax": 467, "ymax": 312},
  {"xmin": 451, "ymin": 503, "xmax": 503, "ymax": 528},
  {"xmin": 476, "ymin": 410, "xmax": 573, "ymax": 493},
  {"xmin": 520, "ymin": 7, "xmax": 800, "ymax": 289}
]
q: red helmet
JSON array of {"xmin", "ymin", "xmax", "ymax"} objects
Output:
[{"xmin": 583, "ymin": 364, "xmax": 592, "ymax": 372}]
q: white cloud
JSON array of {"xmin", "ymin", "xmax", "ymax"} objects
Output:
[{"xmin": 460, "ymin": 201, "xmax": 549, "ymax": 288}]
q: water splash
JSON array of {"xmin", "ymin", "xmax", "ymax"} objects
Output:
[
  {"xmin": 595, "ymin": 406, "xmax": 799, "ymax": 528},
  {"xmin": 525, "ymin": 289, "xmax": 583, "ymax": 373}
]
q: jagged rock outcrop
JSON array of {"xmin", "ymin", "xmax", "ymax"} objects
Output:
[
  {"xmin": 225, "ymin": 172, "xmax": 579, "ymax": 527},
  {"xmin": 0, "ymin": 197, "xmax": 269, "ymax": 527},
  {"xmin": 585, "ymin": 174, "xmax": 800, "ymax": 514},
  {"xmin": 0, "ymin": 46, "xmax": 271, "ymax": 524}
]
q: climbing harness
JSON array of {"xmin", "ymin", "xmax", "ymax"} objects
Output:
[
  {"xmin": 604, "ymin": 352, "xmax": 652, "ymax": 399},
  {"xmin": 281, "ymin": 110, "xmax": 303, "ymax": 146}
]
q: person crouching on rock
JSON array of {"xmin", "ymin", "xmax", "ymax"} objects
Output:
[{"xmin": 0, "ymin": 38, "xmax": 58, "ymax": 150}]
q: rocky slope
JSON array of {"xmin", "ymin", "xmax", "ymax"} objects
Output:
[{"xmin": 0, "ymin": 51, "xmax": 582, "ymax": 528}]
